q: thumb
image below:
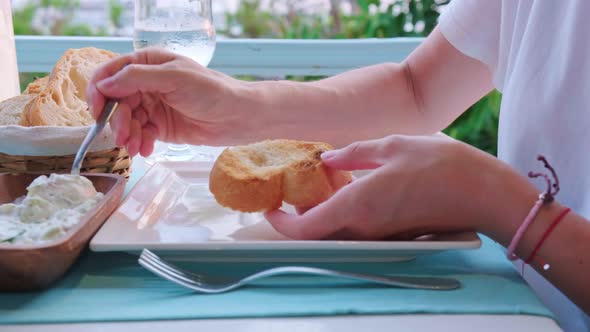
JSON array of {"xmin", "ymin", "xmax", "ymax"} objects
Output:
[
  {"xmin": 321, "ymin": 138, "xmax": 398, "ymax": 170},
  {"xmin": 96, "ymin": 64, "xmax": 177, "ymax": 98}
]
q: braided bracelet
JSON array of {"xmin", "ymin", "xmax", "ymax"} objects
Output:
[{"xmin": 506, "ymin": 155, "xmax": 560, "ymax": 261}]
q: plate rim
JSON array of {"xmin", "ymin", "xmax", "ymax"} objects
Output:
[{"xmin": 90, "ymin": 232, "xmax": 482, "ymax": 252}]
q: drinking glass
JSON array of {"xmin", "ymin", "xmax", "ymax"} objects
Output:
[{"xmin": 134, "ymin": 0, "xmax": 216, "ymax": 163}]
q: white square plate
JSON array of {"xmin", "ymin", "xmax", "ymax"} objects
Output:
[{"xmin": 90, "ymin": 161, "xmax": 481, "ymax": 262}]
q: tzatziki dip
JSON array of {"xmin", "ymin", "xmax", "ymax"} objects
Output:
[{"xmin": 0, "ymin": 174, "xmax": 103, "ymax": 245}]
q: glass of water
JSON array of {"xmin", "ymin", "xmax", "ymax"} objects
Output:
[{"xmin": 134, "ymin": 0, "xmax": 216, "ymax": 163}]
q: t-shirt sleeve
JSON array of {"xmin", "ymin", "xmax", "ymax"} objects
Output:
[{"xmin": 438, "ymin": 0, "xmax": 501, "ymax": 77}]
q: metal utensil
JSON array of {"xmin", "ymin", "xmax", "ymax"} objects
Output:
[
  {"xmin": 138, "ymin": 249, "xmax": 461, "ymax": 293},
  {"xmin": 71, "ymin": 100, "xmax": 120, "ymax": 175}
]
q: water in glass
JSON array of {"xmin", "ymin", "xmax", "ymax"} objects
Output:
[{"xmin": 134, "ymin": 0, "xmax": 217, "ymax": 163}]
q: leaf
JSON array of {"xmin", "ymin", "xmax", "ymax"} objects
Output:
[
  {"xmin": 357, "ymin": 0, "xmax": 381, "ymax": 13},
  {"xmin": 393, "ymin": 13, "xmax": 406, "ymax": 35},
  {"xmin": 409, "ymin": 0, "xmax": 421, "ymax": 25}
]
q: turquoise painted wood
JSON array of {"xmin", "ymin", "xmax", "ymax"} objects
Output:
[{"xmin": 15, "ymin": 36, "xmax": 422, "ymax": 76}]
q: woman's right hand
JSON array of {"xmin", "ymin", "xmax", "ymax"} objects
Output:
[{"xmin": 86, "ymin": 47, "xmax": 251, "ymax": 157}]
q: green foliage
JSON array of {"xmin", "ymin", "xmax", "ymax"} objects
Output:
[
  {"xmin": 336, "ymin": 0, "xmax": 446, "ymax": 38},
  {"xmin": 12, "ymin": 4, "xmax": 37, "ymax": 35},
  {"xmin": 13, "ymin": 0, "xmax": 113, "ymax": 91},
  {"xmin": 19, "ymin": 73, "xmax": 46, "ymax": 93},
  {"xmin": 12, "ymin": 0, "xmax": 112, "ymax": 36},
  {"xmin": 225, "ymin": 0, "xmax": 500, "ymax": 155},
  {"xmin": 224, "ymin": 0, "xmax": 275, "ymax": 38},
  {"xmin": 61, "ymin": 24, "xmax": 95, "ymax": 36},
  {"xmin": 39, "ymin": 0, "xmax": 79, "ymax": 8},
  {"xmin": 443, "ymin": 90, "xmax": 501, "ymax": 156},
  {"xmin": 223, "ymin": 0, "xmax": 450, "ymax": 39},
  {"xmin": 279, "ymin": 15, "xmax": 328, "ymax": 39},
  {"xmin": 109, "ymin": 0, "xmax": 125, "ymax": 28}
]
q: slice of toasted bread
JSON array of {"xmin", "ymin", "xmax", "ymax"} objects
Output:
[
  {"xmin": 0, "ymin": 95, "xmax": 35, "ymax": 126},
  {"xmin": 22, "ymin": 47, "xmax": 118, "ymax": 127},
  {"xmin": 23, "ymin": 76, "xmax": 49, "ymax": 95},
  {"xmin": 209, "ymin": 140, "xmax": 352, "ymax": 212}
]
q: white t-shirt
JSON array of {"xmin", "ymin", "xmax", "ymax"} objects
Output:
[{"xmin": 438, "ymin": 1, "xmax": 590, "ymax": 331}]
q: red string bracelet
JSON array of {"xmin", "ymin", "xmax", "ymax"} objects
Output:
[
  {"xmin": 506, "ymin": 155, "xmax": 560, "ymax": 261},
  {"xmin": 523, "ymin": 207, "xmax": 571, "ymax": 272}
]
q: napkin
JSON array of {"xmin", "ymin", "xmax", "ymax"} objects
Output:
[{"xmin": 0, "ymin": 125, "xmax": 117, "ymax": 156}]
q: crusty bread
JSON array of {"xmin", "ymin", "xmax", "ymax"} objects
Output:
[
  {"xmin": 209, "ymin": 140, "xmax": 352, "ymax": 212},
  {"xmin": 0, "ymin": 95, "xmax": 35, "ymax": 125},
  {"xmin": 23, "ymin": 76, "xmax": 49, "ymax": 95},
  {"xmin": 22, "ymin": 47, "xmax": 117, "ymax": 127}
]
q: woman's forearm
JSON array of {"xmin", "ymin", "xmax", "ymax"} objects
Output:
[
  {"xmin": 236, "ymin": 28, "xmax": 493, "ymax": 147},
  {"xmin": 243, "ymin": 63, "xmax": 422, "ymax": 147}
]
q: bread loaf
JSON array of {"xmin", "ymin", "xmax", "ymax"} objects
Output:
[
  {"xmin": 23, "ymin": 76, "xmax": 49, "ymax": 95},
  {"xmin": 0, "ymin": 95, "xmax": 35, "ymax": 126},
  {"xmin": 209, "ymin": 140, "xmax": 352, "ymax": 212},
  {"xmin": 22, "ymin": 47, "xmax": 117, "ymax": 127}
]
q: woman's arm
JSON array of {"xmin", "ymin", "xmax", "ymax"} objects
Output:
[
  {"xmin": 88, "ymin": 28, "xmax": 493, "ymax": 154},
  {"xmin": 242, "ymin": 27, "xmax": 494, "ymax": 147}
]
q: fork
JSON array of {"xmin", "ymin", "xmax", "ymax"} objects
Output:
[{"xmin": 138, "ymin": 249, "xmax": 461, "ymax": 293}]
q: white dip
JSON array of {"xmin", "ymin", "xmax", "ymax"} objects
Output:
[{"xmin": 0, "ymin": 174, "xmax": 103, "ymax": 245}]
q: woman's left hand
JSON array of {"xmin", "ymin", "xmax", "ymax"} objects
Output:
[{"xmin": 265, "ymin": 134, "xmax": 538, "ymax": 240}]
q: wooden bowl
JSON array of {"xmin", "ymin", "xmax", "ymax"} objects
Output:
[{"xmin": 0, "ymin": 173, "xmax": 125, "ymax": 291}]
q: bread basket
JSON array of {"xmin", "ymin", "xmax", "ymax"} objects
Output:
[{"xmin": 0, "ymin": 125, "xmax": 132, "ymax": 177}]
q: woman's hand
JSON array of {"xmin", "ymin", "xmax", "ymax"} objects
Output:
[
  {"xmin": 265, "ymin": 134, "xmax": 539, "ymax": 240},
  {"xmin": 86, "ymin": 47, "xmax": 251, "ymax": 157}
]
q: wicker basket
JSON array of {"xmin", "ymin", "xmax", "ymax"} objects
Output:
[{"xmin": 0, "ymin": 147, "xmax": 132, "ymax": 178}]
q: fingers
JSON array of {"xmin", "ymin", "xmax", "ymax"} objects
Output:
[
  {"xmin": 87, "ymin": 54, "xmax": 136, "ymax": 119},
  {"xmin": 433, "ymin": 132, "xmax": 456, "ymax": 142},
  {"xmin": 127, "ymin": 119, "xmax": 143, "ymax": 157},
  {"xmin": 264, "ymin": 178, "xmax": 369, "ymax": 240},
  {"xmin": 326, "ymin": 166, "xmax": 353, "ymax": 191},
  {"xmin": 295, "ymin": 206, "xmax": 312, "ymax": 215},
  {"xmin": 139, "ymin": 123, "xmax": 159, "ymax": 157},
  {"xmin": 110, "ymin": 102, "xmax": 132, "ymax": 147},
  {"xmin": 133, "ymin": 107, "xmax": 150, "ymax": 127},
  {"xmin": 87, "ymin": 47, "xmax": 179, "ymax": 120},
  {"xmin": 264, "ymin": 208, "xmax": 345, "ymax": 240},
  {"xmin": 110, "ymin": 102, "xmax": 159, "ymax": 157},
  {"xmin": 122, "ymin": 93, "xmax": 142, "ymax": 111},
  {"xmin": 321, "ymin": 136, "xmax": 404, "ymax": 170},
  {"xmin": 124, "ymin": 116, "xmax": 160, "ymax": 157},
  {"xmin": 109, "ymin": 92, "xmax": 155, "ymax": 149}
]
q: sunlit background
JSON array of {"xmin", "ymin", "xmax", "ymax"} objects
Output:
[{"xmin": 10, "ymin": 0, "xmax": 441, "ymax": 37}]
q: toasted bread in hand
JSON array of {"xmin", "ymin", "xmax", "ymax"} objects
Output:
[
  {"xmin": 23, "ymin": 76, "xmax": 49, "ymax": 95},
  {"xmin": 209, "ymin": 140, "xmax": 352, "ymax": 212},
  {"xmin": 0, "ymin": 95, "xmax": 35, "ymax": 126},
  {"xmin": 22, "ymin": 47, "xmax": 118, "ymax": 127}
]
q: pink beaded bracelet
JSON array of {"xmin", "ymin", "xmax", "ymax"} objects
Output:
[
  {"xmin": 506, "ymin": 155, "xmax": 560, "ymax": 261},
  {"xmin": 507, "ymin": 193, "xmax": 547, "ymax": 260}
]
